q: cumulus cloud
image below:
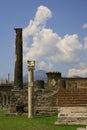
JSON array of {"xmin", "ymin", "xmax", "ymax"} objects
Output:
[
  {"xmin": 38, "ymin": 61, "xmax": 53, "ymax": 71},
  {"xmin": 77, "ymin": 62, "xmax": 87, "ymax": 69},
  {"xmin": 68, "ymin": 68, "xmax": 87, "ymax": 77},
  {"xmin": 84, "ymin": 37, "xmax": 87, "ymax": 49},
  {"xmin": 23, "ymin": 5, "xmax": 83, "ymax": 73},
  {"xmin": 23, "ymin": 6, "xmax": 52, "ymax": 39},
  {"xmin": 82, "ymin": 23, "xmax": 87, "ymax": 29},
  {"xmin": 56, "ymin": 34, "xmax": 82, "ymax": 63}
]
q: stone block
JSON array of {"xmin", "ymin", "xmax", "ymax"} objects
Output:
[
  {"xmin": 55, "ymin": 107, "xmax": 87, "ymax": 125},
  {"xmin": 77, "ymin": 128, "xmax": 86, "ymax": 130}
]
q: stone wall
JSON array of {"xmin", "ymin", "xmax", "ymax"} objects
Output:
[
  {"xmin": 0, "ymin": 84, "xmax": 13, "ymax": 109},
  {"xmin": 9, "ymin": 89, "xmax": 28, "ymax": 114},
  {"xmin": 46, "ymin": 72, "xmax": 87, "ymax": 89},
  {"xmin": 34, "ymin": 89, "xmax": 58, "ymax": 115},
  {"xmin": 8, "ymin": 80, "xmax": 58, "ymax": 115},
  {"xmin": 46, "ymin": 72, "xmax": 61, "ymax": 90},
  {"xmin": 1, "ymin": 73, "xmax": 87, "ymax": 117},
  {"xmin": 61, "ymin": 78, "xmax": 87, "ymax": 88}
]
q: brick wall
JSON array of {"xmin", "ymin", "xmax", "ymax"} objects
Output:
[{"xmin": 58, "ymin": 88, "xmax": 87, "ymax": 107}]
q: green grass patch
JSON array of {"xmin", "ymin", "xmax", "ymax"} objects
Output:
[{"xmin": 0, "ymin": 110, "xmax": 86, "ymax": 130}]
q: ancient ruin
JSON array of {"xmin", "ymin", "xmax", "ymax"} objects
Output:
[
  {"xmin": 9, "ymin": 28, "xmax": 27, "ymax": 114},
  {"xmin": 27, "ymin": 60, "xmax": 35, "ymax": 118},
  {"xmin": 0, "ymin": 28, "xmax": 87, "ymax": 125},
  {"xmin": 14, "ymin": 28, "xmax": 23, "ymax": 89}
]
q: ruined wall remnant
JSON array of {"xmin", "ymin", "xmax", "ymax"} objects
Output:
[
  {"xmin": 34, "ymin": 80, "xmax": 44, "ymax": 89},
  {"xmin": 46, "ymin": 72, "xmax": 61, "ymax": 90},
  {"xmin": 34, "ymin": 89, "xmax": 58, "ymax": 115},
  {"xmin": 10, "ymin": 89, "xmax": 28, "ymax": 114},
  {"xmin": 2, "ymin": 27, "xmax": 87, "ymax": 119},
  {"xmin": 14, "ymin": 28, "xmax": 23, "ymax": 89},
  {"xmin": 65, "ymin": 78, "xmax": 87, "ymax": 88},
  {"xmin": 0, "ymin": 84, "xmax": 13, "ymax": 109}
]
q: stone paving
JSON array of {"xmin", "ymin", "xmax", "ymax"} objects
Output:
[{"xmin": 77, "ymin": 126, "xmax": 87, "ymax": 130}]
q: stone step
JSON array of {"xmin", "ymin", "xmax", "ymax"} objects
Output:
[
  {"xmin": 77, "ymin": 127, "xmax": 87, "ymax": 130},
  {"xmin": 34, "ymin": 107, "xmax": 58, "ymax": 115},
  {"xmin": 58, "ymin": 104, "xmax": 87, "ymax": 106},
  {"xmin": 58, "ymin": 97, "xmax": 87, "ymax": 99},
  {"xmin": 55, "ymin": 107, "xmax": 87, "ymax": 125}
]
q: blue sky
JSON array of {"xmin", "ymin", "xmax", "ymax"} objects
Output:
[{"xmin": 0, "ymin": 0, "xmax": 87, "ymax": 81}]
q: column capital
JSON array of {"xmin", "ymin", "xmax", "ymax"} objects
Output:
[
  {"xmin": 27, "ymin": 61, "xmax": 35, "ymax": 70},
  {"xmin": 14, "ymin": 28, "xmax": 22, "ymax": 31}
]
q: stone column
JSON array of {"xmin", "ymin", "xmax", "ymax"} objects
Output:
[
  {"xmin": 6, "ymin": 95, "xmax": 9, "ymax": 106},
  {"xmin": 2, "ymin": 96, "xmax": 4, "ymax": 106},
  {"xmin": 27, "ymin": 61, "xmax": 35, "ymax": 118},
  {"xmin": 14, "ymin": 28, "xmax": 23, "ymax": 89}
]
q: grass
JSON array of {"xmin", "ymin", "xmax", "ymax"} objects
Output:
[{"xmin": 0, "ymin": 110, "xmax": 86, "ymax": 130}]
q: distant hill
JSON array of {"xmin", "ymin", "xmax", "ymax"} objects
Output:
[
  {"xmin": 23, "ymin": 70, "xmax": 47, "ymax": 82},
  {"xmin": 72, "ymin": 75, "xmax": 82, "ymax": 78}
]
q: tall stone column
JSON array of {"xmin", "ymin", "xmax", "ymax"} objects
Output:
[
  {"xmin": 14, "ymin": 28, "xmax": 23, "ymax": 89},
  {"xmin": 27, "ymin": 61, "xmax": 35, "ymax": 118}
]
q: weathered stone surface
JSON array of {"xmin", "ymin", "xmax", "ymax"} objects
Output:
[
  {"xmin": 34, "ymin": 89, "xmax": 58, "ymax": 115},
  {"xmin": 27, "ymin": 61, "xmax": 35, "ymax": 118},
  {"xmin": 77, "ymin": 127, "xmax": 87, "ymax": 130},
  {"xmin": 46, "ymin": 72, "xmax": 61, "ymax": 90},
  {"xmin": 9, "ymin": 89, "xmax": 28, "ymax": 114},
  {"xmin": 62, "ymin": 78, "xmax": 87, "ymax": 88},
  {"xmin": 58, "ymin": 88, "xmax": 87, "ymax": 107},
  {"xmin": 56, "ymin": 88, "xmax": 87, "ymax": 125},
  {"xmin": 14, "ymin": 28, "xmax": 23, "ymax": 89},
  {"xmin": 55, "ymin": 107, "xmax": 87, "ymax": 125}
]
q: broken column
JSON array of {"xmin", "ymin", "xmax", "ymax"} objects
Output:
[
  {"xmin": 9, "ymin": 28, "xmax": 28, "ymax": 115},
  {"xmin": 14, "ymin": 28, "xmax": 23, "ymax": 89},
  {"xmin": 27, "ymin": 61, "xmax": 35, "ymax": 118}
]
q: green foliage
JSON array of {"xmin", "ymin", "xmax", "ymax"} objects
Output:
[{"xmin": 0, "ymin": 111, "xmax": 85, "ymax": 130}]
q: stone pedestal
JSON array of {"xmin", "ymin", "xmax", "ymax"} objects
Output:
[{"xmin": 27, "ymin": 61, "xmax": 35, "ymax": 118}]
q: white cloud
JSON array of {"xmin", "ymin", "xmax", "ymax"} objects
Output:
[
  {"xmin": 84, "ymin": 37, "xmax": 87, "ymax": 49},
  {"xmin": 38, "ymin": 61, "xmax": 53, "ymax": 71},
  {"xmin": 56, "ymin": 34, "xmax": 82, "ymax": 63},
  {"xmin": 77, "ymin": 62, "xmax": 87, "ymax": 69},
  {"xmin": 23, "ymin": 5, "xmax": 52, "ymax": 39},
  {"xmin": 82, "ymin": 23, "xmax": 87, "ymax": 29},
  {"xmin": 23, "ymin": 5, "xmax": 83, "ymax": 72},
  {"xmin": 68, "ymin": 68, "xmax": 87, "ymax": 77},
  {"xmin": 34, "ymin": 5, "xmax": 52, "ymax": 25}
]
